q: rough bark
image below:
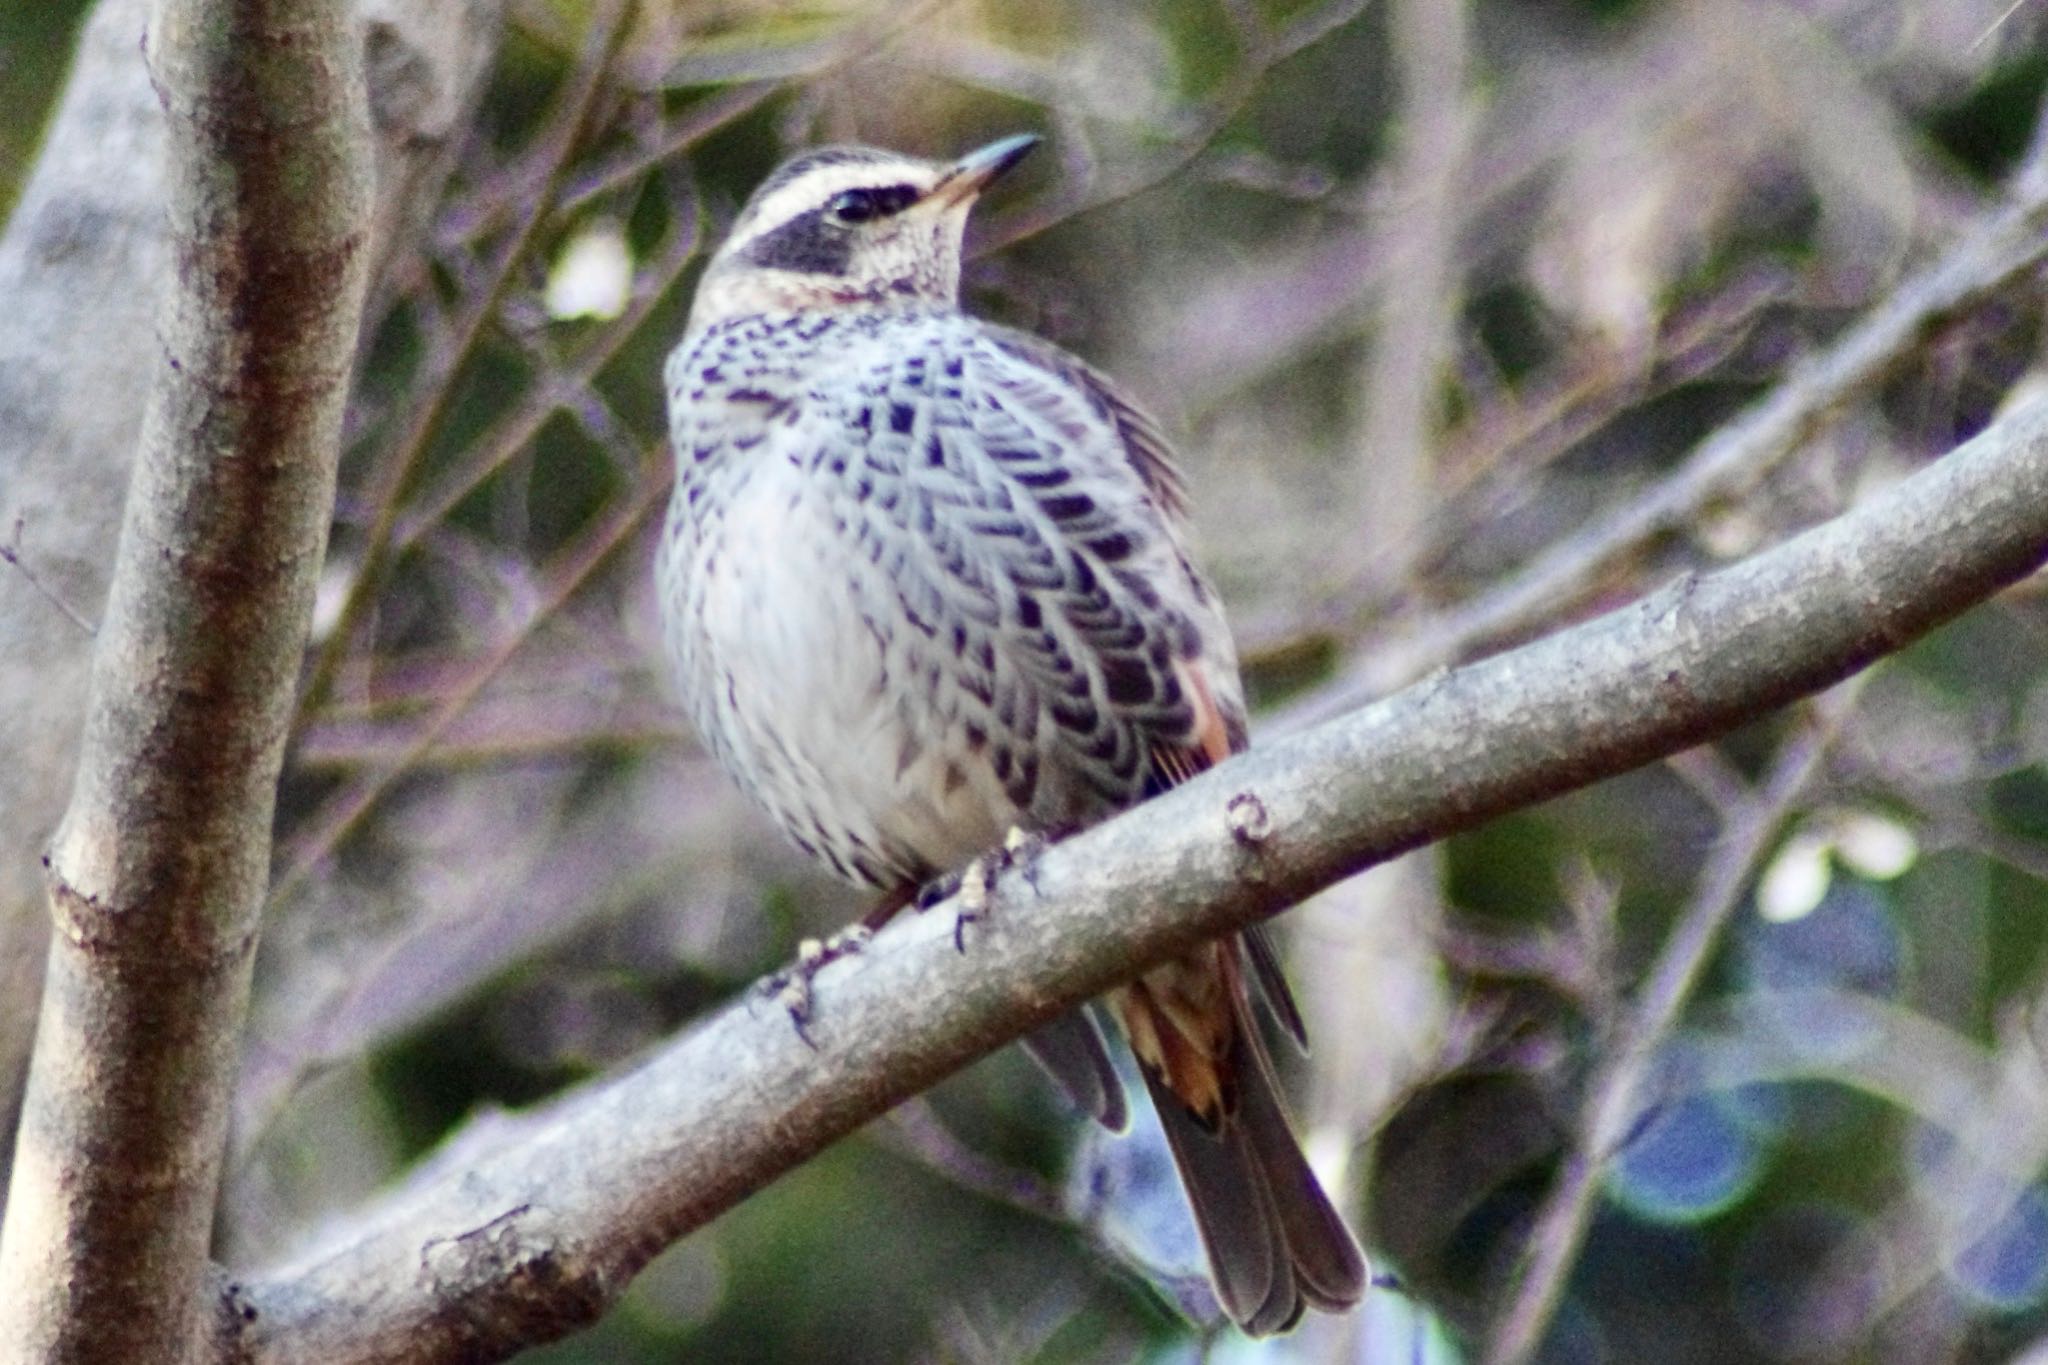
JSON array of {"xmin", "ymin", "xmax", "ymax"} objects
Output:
[
  {"xmin": 217, "ymin": 395, "xmax": 2048, "ymax": 1363},
  {"xmin": 0, "ymin": 0, "xmax": 503, "ymax": 1205},
  {"xmin": 0, "ymin": 0, "xmax": 173, "ymax": 1186},
  {"xmin": 0, "ymin": 0, "xmax": 375, "ymax": 1354}
]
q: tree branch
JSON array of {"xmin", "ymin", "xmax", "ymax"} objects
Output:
[
  {"xmin": 1291, "ymin": 158, "xmax": 2048, "ymax": 721},
  {"xmin": 220, "ymin": 390, "xmax": 2048, "ymax": 1361},
  {"xmin": 1483, "ymin": 685, "xmax": 1856, "ymax": 1365},
  {"xmin": 0, "ymin": 0, "xmax": 504, "ymax": 1204},
  {"xmin": 0, "ymin": 0, "xmax": 181, "ymax": 1193},
  {"xmin": 0, "ymin": 0, "xmax": 372, "ymax": 1358}
]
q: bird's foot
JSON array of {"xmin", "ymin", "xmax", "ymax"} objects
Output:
[
  {"xmin": 914, "ymin": 826, "xmax": 1046, "ymax": 952},
  {"xmin": 913, "ymin": 866, "xmax": 961, "ymax": 911},
  {"xmin": 1000, "ymin": 824, "xmax": 1047, "ymax": 894},
  {"xmin": 761, "ymin": 923, "xmax": 873, "ymax": 1048},
  {"xmin": 950, "ymin": 858, "xmax": 991, "ymax": 952}
]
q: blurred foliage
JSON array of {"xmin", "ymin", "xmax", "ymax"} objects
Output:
[
  {"xmin": 0, "ymin": 1, "xmax": 91, "ymax": 218},
  {"xmin": 17, "ymin": 0, "xmax": 2048, "ymax": 1360}
]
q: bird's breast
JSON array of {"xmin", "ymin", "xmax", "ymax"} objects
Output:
[{"xmin": 661, "ymin": 454, "xmax": 1013, "ymax": 885}]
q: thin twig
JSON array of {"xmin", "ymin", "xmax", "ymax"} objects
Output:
[
  {"xmin": 300, "ymin": 1, "xmax": 635, "ymax": 717},
  {"xmin": 874, "ymin": 1098, "xmax": 1068, "ymax": 1223},
  {"xmin": 1482, "ymin": 681, "xmax": 1865, "ymax": 1365},
  {"xmin": 295, "ymin": 687, "xmax": 682, "ymax": 770},
  {"xmin": 974, "ymin": 0, "xmax": 1373, "ymax": 257},
  {"xmin": 1233, "ymin": 265, "xmax": 1795, "ymax": 670},
  {"xmin": 554, "ymin": 0, "xmax": 956, "ymax": 218},
  {"xmin": 389, "ymin": 171, "xmax": 704, "ymax": 551},
  {"xmin": 873, "ymin": 1099, "xmax": 1228, "ymax": 1326},
  {"xmin": 1291, "ymin": 159, "xmax": 2048, "ymax": 725},
  {"xmin": 0, "ymin": 516, "xmax": 93, "ymax": 636},
  {"xmin": 1348, "ymin": 0, "xmax": 1472, "ymax": 589},
  {"xmin": 272, "ymin": 457, "xmax": 666, "ymax": 906}
]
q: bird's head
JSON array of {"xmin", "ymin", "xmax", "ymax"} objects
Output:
[{"xmin": 687, "ymin": 134, "xmax": 1039, "ymax": 332}]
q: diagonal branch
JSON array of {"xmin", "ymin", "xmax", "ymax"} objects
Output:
[
  {"xmin": 1291, "ymin": 154, "xmax": 2048, "ymax": 722},
  {"xmin": 218, "ymin": 389, "xmax": 2048, "ymax": 1362},
  {"xmin": 0, "ymin": 0, "xmax": 373, "ymax": 1358},
  {"xmin": 299, "ymin": 0, "xmax": 633, "ymax": 718},
  {"xmin": 1483, "ymin": 684, "xmax": 1859, "ymax": 1365},
  {"xmin": 0, "ymin": 0, "xmax": 505, "ymax": 1212}
]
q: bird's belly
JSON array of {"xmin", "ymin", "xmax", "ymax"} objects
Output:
[{"xmin": 671, "ymin": 472, "xmax": 1009, "ymax": 884}]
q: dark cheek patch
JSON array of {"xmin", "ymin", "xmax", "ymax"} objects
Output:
[{"xmin": 741, "ymin": 208, "xmax": 853, "ymax": 276}]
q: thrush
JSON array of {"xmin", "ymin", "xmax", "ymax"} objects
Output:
[{"xmin": 657, "ymin": 134, "xmax": 1366, "ymax": 1334}]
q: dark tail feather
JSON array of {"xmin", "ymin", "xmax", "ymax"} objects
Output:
[
  {"xmin": 1139, "ymin": 1033, "xmax": 1367, "ymax": 1334},
  {"xmin": 1020, "ymin": 1007, "xmax": 1129, "ymax": 1132},
  {"xmin": 1140, "ymin": 1063, "xmax": 1298, "ymax": 1332},
  {"xmin": 1241, "ymin": 925, "xmax": 1308, "ymax": 1049},
  {"xmin": 1235, "ymin": 1025, "xmax": 1369, "ymax": 1311}
]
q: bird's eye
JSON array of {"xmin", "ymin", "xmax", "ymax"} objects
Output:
[
  {"xmin": 828, "ymin": 190, "xmax": 878, "ymax": 224},
  {"xmin": 826, "ymin": 184, "xmax": 919, "ymax": 226}
]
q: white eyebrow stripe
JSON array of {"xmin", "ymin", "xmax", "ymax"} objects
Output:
[{"xmin": 725, "ymin": 162, "xmax": 937, "ymax": 257}]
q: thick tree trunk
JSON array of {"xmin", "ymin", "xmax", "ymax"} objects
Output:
[{"xmin": 0, "ymin": 0, "xmax": 502, "ymax": 1205}]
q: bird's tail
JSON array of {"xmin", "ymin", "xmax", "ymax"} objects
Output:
[
  {"xmin": 1018, "ymin": 1008, "xmax": 1130, "ymax": 1133},
  {"xmin": 1111, "ymin": 940, "xmax": 1367, "ymax": 1335}
]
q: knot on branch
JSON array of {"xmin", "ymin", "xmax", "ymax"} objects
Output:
[
  {"xmin": 1226, "ymin": 791, "xmax": 1273, "ymax": 847},
  {"xmin": 418, "ymin": 1205, "xmax": 611, "ymax": 1340},
  {"xmin": 43, "ymin": 849, "xmax": 118, "ymax": 954}
]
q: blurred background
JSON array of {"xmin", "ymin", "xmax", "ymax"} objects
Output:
[{"xmin": 9, "ymin": 0, "xmax": 2048, "ymax": 1360}]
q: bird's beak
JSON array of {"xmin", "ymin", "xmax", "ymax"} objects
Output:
[{"xmin": 931, "ymin": 133, "xmax": 1041, "ymax": 208}]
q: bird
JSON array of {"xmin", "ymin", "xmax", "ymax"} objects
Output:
[{"xmin": 657, "ymin": 133, "xmax": 1367, "ymax": 1334}]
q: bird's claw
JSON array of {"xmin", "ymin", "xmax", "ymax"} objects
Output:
[
  {"xmin": 914, "ymin": 866, "xmax": 961, "ymax": 912},
  {"xmin": 770, "ymin": 966, "xmax": 818, "ymax": 1049},
  {"xmin": 1001, "ymin": 825, "xmax": 1046, "ymax": 894},
  {"xmin": 952, "ymin": 857, "xmax": 989, "ymax": 952},
  {"xmin": 915, "ymin": 826, "xmax": 1047, "ymax": 952},
  {"xmin": 760, "ymin": 925, "xmax": 873, "ymax": 1047}
]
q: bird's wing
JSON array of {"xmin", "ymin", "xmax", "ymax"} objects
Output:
[
  {"xmin": 959, "ymin": 329, "xmax": 1312, "ymax": 1041},
  {"xmin": 802, "ymin": 323, "xmax": 1348, "ymax": 1313},
  {"xmin": 949, "ymin": 322, "xmax": 1242, "ymax": 790},
  {"xmin": 974, "ymin": 323, "xmax": 1189, "ymax": 522},
  {"xmin": 799, "ymin": 316, "xmax": 1240, "ymax": 814},
  {"xmin": 822, "ymin": 312, "xmax": 1305, "ymax": 968}
]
